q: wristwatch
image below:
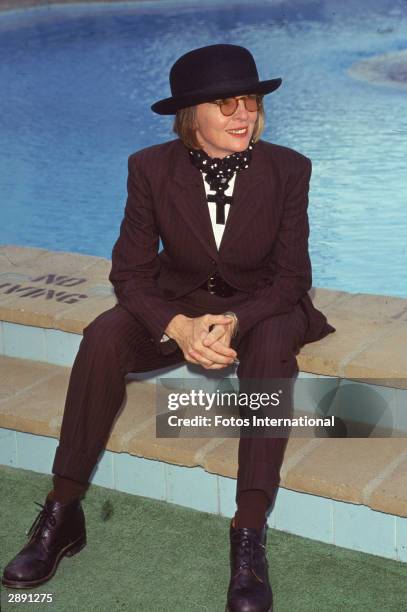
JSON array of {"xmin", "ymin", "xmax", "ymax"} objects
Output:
[{"xmin": 222, "ymin": 311, "xmax": 239, "ymax": 337}]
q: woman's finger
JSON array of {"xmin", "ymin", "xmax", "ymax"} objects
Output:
[
  {"xmin": 206, "ymin": 362, "xmax": 228, "ymax": 370},
  {"xmin": 201, "ymin": 329, "xmax": 236, "ymax": 358},
  {"xmin": 194, "ymin": 343, "xmax": 234, "ymax": 364},
  {"xmin": 202, "ymin": 325, "xmax": 226, "ymax": 346},
  {"xmin": 189, "ymin": 349, "xmax": 215, "ymax": 367}
]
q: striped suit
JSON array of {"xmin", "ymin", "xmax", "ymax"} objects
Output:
[{"xmin": 52, "ymin": 137, "xmax": 335, "ymax": 505}]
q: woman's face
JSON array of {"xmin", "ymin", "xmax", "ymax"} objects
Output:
[{"xmin": 194, "ymin": 95, "xmax": 258, "ymax": 159}]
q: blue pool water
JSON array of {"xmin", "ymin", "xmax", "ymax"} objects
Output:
[{"xmin": 0, "ymin": 1, "xmax": 406, "ymax": 297}]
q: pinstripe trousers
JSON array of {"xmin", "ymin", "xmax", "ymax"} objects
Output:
[{"xmin": 52, "ymin": 287, "xmax": 308, "ymax": 505}]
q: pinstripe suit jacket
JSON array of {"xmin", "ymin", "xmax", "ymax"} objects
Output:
[{"xmin": 109, "ymin": 138, "xmax": 335, "ymax": 355}]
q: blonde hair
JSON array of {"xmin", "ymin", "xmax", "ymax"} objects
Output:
[{"xmin": 172, "ymin": 100, "xmax": 265, "ymax": 150}]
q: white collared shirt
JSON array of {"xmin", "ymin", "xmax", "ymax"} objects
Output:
[{"xmin": 202, "ymin": 171, "xmax": 237, "ymax": 249}]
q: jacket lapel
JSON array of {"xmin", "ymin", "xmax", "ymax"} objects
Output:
[
  {"xmin": 172, "ymin": 141, "xmax": 219, "ymax": 258},
  {"xmin": 218, "ymin": 147, "xmax": 267, "ymax": 254}
]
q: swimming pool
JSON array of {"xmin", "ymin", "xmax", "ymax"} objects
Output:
[{"xmin": 0, "ymin": 1, "xmax": 406, "ymax": 297}]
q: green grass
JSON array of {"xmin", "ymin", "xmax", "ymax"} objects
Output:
[{"xmin": 1, "ymin": 465, "xmax": 406, "ymax": 611}]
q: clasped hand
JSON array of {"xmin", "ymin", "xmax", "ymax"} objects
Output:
[{"xmin": 167, "ymin": 314, "xmax": 238, "ymax": 370}]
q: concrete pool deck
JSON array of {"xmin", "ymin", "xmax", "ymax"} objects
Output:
[{"xmin": 1, "ymin": 244, "xmax": 407, "ymax": 562}]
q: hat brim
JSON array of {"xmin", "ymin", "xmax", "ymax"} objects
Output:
[{"xmin": 151, "ymin": 78, "xmax": 282, "ymax": 115}]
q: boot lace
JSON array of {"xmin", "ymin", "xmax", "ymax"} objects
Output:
[
  {"xmin": 26, "ymin": 502, "xmax": 57, "ymax": 541},
  {"xmin": 232, "ymin": 530, "xmax": 263, "ymax": 569}
]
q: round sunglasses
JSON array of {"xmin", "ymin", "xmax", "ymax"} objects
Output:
[{"xmin": 211, "ymin": 94, "xmax": 263, "ymax": 116}]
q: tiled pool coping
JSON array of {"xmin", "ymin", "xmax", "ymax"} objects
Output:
[
  {"xmin": 0, "ymin": 357, "xmax": 407, "ymax": 562},
  {"xmin": 1, "ymin": 245, "xmax": 407, "ymax": 384},
  {"xmin": 1, "ymin": 245, "xmax": 407, "ymax": 563},
  {"xmin": 1, "ymin": 427, "xmax": 407, "ymax": 563}
]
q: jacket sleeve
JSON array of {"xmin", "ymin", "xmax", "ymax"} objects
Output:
[
  {"xmin": 109, "ymin": 154, "xmax": 180, "ymax": 355},
  {"xmin": 232, "ymin": 156, "xmax": 313, "ymax": 340}
]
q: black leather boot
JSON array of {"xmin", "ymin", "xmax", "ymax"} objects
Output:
[
  {"xmin": 226, "ymin": 520, "xmax": 273, "ymax": 612},
  {"xmin": 2, "ymin": 494, "xmax": 86, "ymax": 589}
]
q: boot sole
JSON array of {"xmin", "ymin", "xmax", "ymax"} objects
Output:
[{"xmin": 1, "ymin": 534, "xmax": 86, "ymax": 589}]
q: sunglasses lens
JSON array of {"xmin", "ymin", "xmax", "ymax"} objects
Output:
[
  {"xmin": 245, "ymin": 96, "xmax": 260, "ymax": 111},
  {"xmin": 220, "ymin": 98, "xmax": 237, "ymax": 116},
  {"xmin": 217, "ymin": 95, "xmax": 262, "ymax": 115}
]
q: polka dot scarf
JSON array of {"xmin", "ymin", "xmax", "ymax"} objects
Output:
[{"xmin": 188, "ymin": 139, "xmax": 255, "ymax": 224}]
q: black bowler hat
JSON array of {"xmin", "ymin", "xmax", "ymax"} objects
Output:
[{"xmin": 151, "ymin": 44, "xmax": 282, "ymax": 115}]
